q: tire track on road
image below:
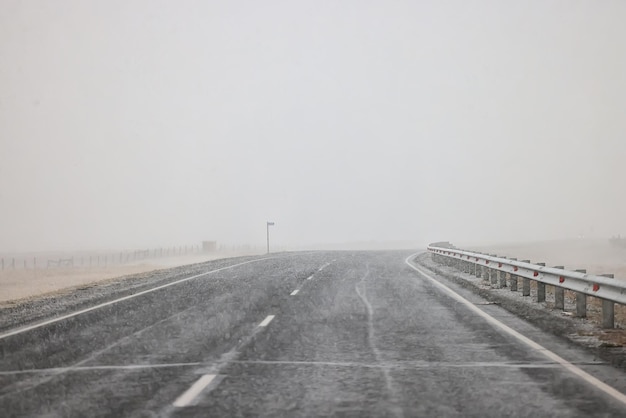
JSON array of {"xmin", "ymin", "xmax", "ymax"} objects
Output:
[{"xmin": 355, "ymin": 264, "xmax": 404, "ymax": 418}]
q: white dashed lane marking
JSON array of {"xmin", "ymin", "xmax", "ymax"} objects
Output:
[
  {"xmin": 318, "ymin": 263, "xmax": 329, "ymax": 272},
  {"xmin": 172, "ymin": 374, "xmax": 216, "ymax": 407},
  {"xmin": 290, "ymin": 289, "xmax": 299, "ymax": 296},
  {"xmin": 171, "ymin": 312, "xmax": 278, "ymax": 408},
  {"xmin": 258, "ymin": 315, "xmax": 275, "ymax": 327}
]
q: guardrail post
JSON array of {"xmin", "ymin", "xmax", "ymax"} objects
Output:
[
  {"xmin": 554, "ymin": 266, "xmax": 565, "ymax": 310},
  {"xmin": 509, "ymin": 258, "xmax": 518, "ymax": 291},
  {"xmin": 462, "ymin": 260, "xmax": 471, "ymax": 274},
  {"xmin": 475, "ymin": 260, "xmax": 482, "ymax": 278},
  {"xmin": 574, "ymin": 269, "xmax": 587, "ymax": 317},
  {"xmin": 536, "ymin": 263, "xmax": 546, "ymax": 302},
  {"xmin": 521, "ymin": 260, "xmax": 531, "ymax": 296},
  {"xmin": 600, "ymin": 274, "xmax": 615, "ymax": 329},
  {"xmin": 489, "ymin": 255, "xmax": 498, "ymax": 286},
  {"xmin": 499, "ymin": 260, "xmax": 507, "ymax": 288}
]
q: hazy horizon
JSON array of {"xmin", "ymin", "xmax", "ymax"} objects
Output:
[{"xmin": 2, "ymin": 1, "xmax": 626, "ymax": 253}]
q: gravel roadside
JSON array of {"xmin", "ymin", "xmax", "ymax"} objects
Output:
[{"xmin": 0, "ymin": 255, "xmax": 264, "ymax": 334}]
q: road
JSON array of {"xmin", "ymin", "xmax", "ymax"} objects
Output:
[{"xmin": 1, "ymin": 251, "xmax": 626, "ymax": 417}]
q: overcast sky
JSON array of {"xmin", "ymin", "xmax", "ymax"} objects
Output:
[{"xmin": 1, "ymin": 1, "xmax": 625, "ymax": 252}]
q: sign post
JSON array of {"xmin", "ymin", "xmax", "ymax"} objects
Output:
[{"xmin": 266, "ymin": 221, "xmax": 275, "ymax": 254}]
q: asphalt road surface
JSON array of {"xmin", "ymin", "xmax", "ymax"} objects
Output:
[{"xmin": 2, "ymin": 251, "xmax": 626, "ymax": 417}]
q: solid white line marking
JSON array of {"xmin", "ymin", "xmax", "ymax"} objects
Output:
[
  {"xmin": 229, "ymin": 359, "xmax": 573, "ymax": 369},
  {"xmin": 290, "ymin": 289, "xmax": 299, "ymax": 296},
  {"xmin": 306, "ymin": 275, "xmax": 314, "ymax": 280},
  {"xmin": 0, "ymin": 257, "xmax": 276, "ymax": 341},
  {"xmin": 0, "ymin": 362, "xmax": 205, "ymax": 375},
  {"xmin": 173, "ymin": 374, "xmax": 216, "ymax": 407},
  {"xmin": 258, "ymin": 315, "xmax": 275, "ymax": 327},
  {"xmin": 405, "ymin": 254, "xmax": 626, "ymax": 407},
  {"xmin": 1, "ymin": 358, "xmax": 603, "ymax": 377}
]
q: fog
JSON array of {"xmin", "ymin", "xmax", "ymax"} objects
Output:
[{"xmin": 1, "ymin": 1, "xmax": 625, "ymax": 253}]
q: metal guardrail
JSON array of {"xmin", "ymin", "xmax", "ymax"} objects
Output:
[{"xmin": 427, "ymin": 245, "xmax": 626, "ymax": 329}]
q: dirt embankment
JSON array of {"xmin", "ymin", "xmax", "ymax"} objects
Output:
[{"xmin": 0, "ymin": 252, "xmax": 259, "ymax": 304}]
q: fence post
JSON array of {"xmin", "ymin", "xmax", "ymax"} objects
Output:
[
  {"xmin": 509, "ymin": 258, "xmax": 518, "ymax": 291},
  {"xmin": 554, "ymin": 266, "xmax": 565, "ymax": 310},
  {"xmin": 600, "ymin": 274, "xmax": 615, "ymax": 329},
  {"xmin": 574, "ymin": 269, "xmax": 587, "ymax": 317},
  {"xmin": 536, "ymin": 263, "xmax": 546, "ymax": 302},
  {"xmin": 521, "ymin": 260, "xmax": 531, "ymax": 296}
]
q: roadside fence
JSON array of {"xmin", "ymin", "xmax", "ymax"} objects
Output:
[{"xmin": 0, "ymin": 244, "xmax": 204, "ymax": 272}]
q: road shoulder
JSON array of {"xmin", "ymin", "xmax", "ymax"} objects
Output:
[{"xmin": 413, "ymin": 252, "xmax": 626, "ymax": 372}]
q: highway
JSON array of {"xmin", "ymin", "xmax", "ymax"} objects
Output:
[{"xmin": 1, "ymin": 251, "xmax": 626, "ymax": 417}]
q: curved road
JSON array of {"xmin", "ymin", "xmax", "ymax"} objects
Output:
[{"xmin": 1, "ymin": 251, "xmax": 626, "ymax": 417}]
